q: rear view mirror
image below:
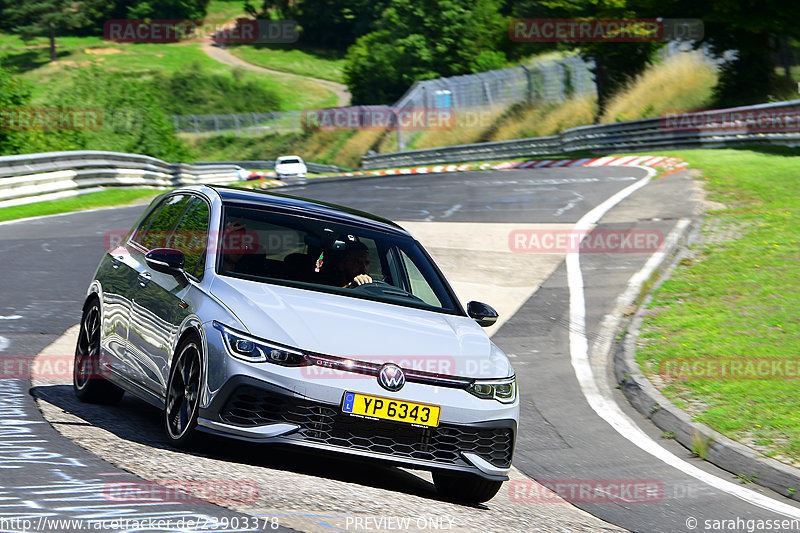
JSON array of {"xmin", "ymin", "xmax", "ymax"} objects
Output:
[
  {"xmin": 467, "ymin": 301, "xmax": 498, "ymax": 327},
  {"xmin": 145, "ymin": 248, "xmax": 185, "ymax": 276}
]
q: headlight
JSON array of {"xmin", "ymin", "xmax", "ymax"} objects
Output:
[
  {"xmin": 467, "ymin": 376, "xmax": 517, "ymax": 403},
  {"xmin": 213, "ymin": 322, "xmax": 306, "ymax": 366}
]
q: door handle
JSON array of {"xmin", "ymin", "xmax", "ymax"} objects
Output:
[{"xmin": 138, "ymin": 271, "xmax": 152, "ymax": 287}]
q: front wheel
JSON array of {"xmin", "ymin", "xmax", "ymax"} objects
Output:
[
  {"xmin": 164, "ymin": 337, "xmax": 202, "ymax": 448},
  {"xmin": 432, "ymin": 472, "xmax": 503, "ymax": 504},
  {"xmin": 73, "ymin": 300, "xmax": 124, "ymax": 404}
]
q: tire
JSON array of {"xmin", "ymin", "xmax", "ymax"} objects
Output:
[
  {"xmin": 73, "ymin": 299, "xmax": 125, "ymax": 404},
  {"xmin": 163, "ymin": 336, "xmax": 203, "ymax": 448},
  {"xmin": 432, "ymin": 471, "xmax": 503, "ymax": 504}
]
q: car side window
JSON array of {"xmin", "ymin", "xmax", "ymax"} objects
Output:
[
  {"xmin": 168, "ymin": 198, "xmax": 210, "ymax": 278},
  {"xmin": 137, "ymin": 194, "xmax": 192, "ymax": 250},
  {"xmin": 131, "ymin": 200, "xmax": 162, "ymax": 244},
  {"xmin": 397, "ymin": 249, "xmax": 444, "ymax": 308}
]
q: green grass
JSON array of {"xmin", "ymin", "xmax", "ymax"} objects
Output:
[
  {"xmin": 635, "ymin": 148, "xmax": 800, "ymax": 463},
  {"xmin": 0, "ymin": 34, "xmax": 337, "ymax": 110},
  {"xmin": 204, "ymin": 0, "xmax": 249, "ymax": 26},
  {"xmin": 226, "ymin": 44, "xmax": 346, "ymax": 83},
  {"xmin": 0, "ymin": 188, "xmax": 160, "ymax": 222}
]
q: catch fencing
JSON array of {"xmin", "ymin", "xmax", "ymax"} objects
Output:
[{"xmin": 170, "ymin": 56, "xmax": 596, "ymax": 137}]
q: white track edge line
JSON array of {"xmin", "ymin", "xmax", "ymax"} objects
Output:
[{"xmin": 566, "ymin": 166, "xmax": 800, "ymax": 519}]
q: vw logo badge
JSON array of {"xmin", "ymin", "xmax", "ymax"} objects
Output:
[{"xmin": 378, "ymin": 363, "xmax": 405, "ymax": 392}]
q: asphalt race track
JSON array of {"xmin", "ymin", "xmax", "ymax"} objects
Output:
[{"xmin": 2, "ymin": 167, "xmax": 800, "ymax": 532}]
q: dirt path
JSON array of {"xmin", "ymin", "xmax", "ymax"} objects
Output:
[{"xmin": 202, "ymin": 42, "xmax": 351, "ymax": 106}]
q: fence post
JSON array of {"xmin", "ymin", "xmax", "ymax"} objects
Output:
[
  {"xmin": 393, "ymin": 108, "xmax": 404, "ymax": 152},
  {"xmin": 233, "ymin": 114, "xmax": 240, "ymax": 137}
]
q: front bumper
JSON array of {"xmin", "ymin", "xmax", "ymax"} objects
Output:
[{"xmin": 198, "ymin": 375, "xmax": 516, "ymax": 480}]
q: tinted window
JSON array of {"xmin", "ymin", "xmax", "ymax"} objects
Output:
[
  {"xmin": 218, "ymin": 205, "xmax": 459, "ymax": 314},
  {"xmin": 399, "ymin": 249, "xmax": 443, "ymax": 308},
  {"xmin": 131, "ymin": 199, "xmax": 162, "ymax": 244},
  {"xmin": 138, "ymin": 194, "xmax": 192, "ymax": 250},
  {"xmin": 168, "ymin": 198, "xmax": 210, "ymax": 278}
]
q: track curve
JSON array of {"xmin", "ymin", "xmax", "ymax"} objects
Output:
[{"xmin": 2, "ymin": 168, "xmax": 800, "ymax": 532}]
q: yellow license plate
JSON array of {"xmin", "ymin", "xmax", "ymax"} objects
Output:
[{"xmin": 342, "ymin": 392, "xmax": 440, "ymax": 427}]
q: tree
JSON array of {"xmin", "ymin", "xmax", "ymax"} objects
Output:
[
  {"xmin": 292, "ymin": 0, "xmax": 392, "ymax": 51},
  {"xmin": 243, "ymin": 0, "xmax": 290, "ymax": 20},
  {"xmin": 344, "ymin": 0, "xmax": 507, "ymax": 104},
  {"xmin": 125, "ymin": 0, "xmax": 210, "ymax": 21},
  {"xmin": 43, "ymin": 66, "xmax": 189, "ymax": 161},
  {"xmin": 0, "ymin": 66, "xmax": 33, "ymax": 155},
  {"xmin": 2, "ymin": 0, "xmax": 100, "ymax": 62},
  {"xmin": 507, "ymin": 0, "xmax": 661, "ymax": 118},
  {"xmin": 636, "ymin": 0, "xmax": 800, "ymax": 105}
]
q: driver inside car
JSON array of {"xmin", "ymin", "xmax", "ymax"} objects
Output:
[{"xmin": 336, "ymin": 239, "xmax": 373, "ymax": 288}]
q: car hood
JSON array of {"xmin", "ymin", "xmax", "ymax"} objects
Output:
[{"xmin": 209, "ymin": 276, "xmax": 512, "ymax": 378}]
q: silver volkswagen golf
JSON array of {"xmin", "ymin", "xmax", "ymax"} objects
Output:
[{"xmin": 74, "ymin": 185, "xmax": 519, "ymax": 503}]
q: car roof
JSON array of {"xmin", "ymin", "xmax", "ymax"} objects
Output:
[
  {"xmin": 207, "ymin": 185, "xmax": 411, "ymax": 237},
  {"xmin": 276, "ymin": 155, "xmax": 303, "ymax": 161}
]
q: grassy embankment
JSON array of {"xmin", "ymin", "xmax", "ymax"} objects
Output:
[
  {"xmin": 0, "ymin": 189, "xmax": 160, "ymax": 222},
  {"xmin": 0, "ymin": 33, "xmax": 337, "ymax": 111},
  {"xmin": 636, "ymin": 148, "xmax": 800, "ymax": 467},
  {"xmin": 190, "ymin": 50, "xmax": 720, "ymax": 166}
]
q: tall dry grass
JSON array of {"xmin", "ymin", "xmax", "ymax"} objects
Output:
[
  {"xmin": 600, "ymin": 51, "xmax": 718, "ymax": 123},
  {"xmin": 403, "ymin": 107, "xmax": 507, "ymax": 150},
  {"xmin": 328, "ymin": 128, "xmax": 389, "ymax": 168},
  {"xmin": 488, "ymin": 95, "xmax": 597, "ymax": 141}
]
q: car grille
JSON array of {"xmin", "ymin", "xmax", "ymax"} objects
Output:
[{"xmin": 218, "ymin": 385, "xmax": 513, "ymax": 468}]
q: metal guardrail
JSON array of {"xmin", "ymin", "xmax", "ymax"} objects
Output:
[
  {"xmin": 194, "ymin": 160, "xmax": 350, "ymax": 174},
  {"xmin": 0, "ymin": 151, "xmax": 242, "ymax": 207},
  {"xmin": 362, "ymin": 100, "xmax": 800, "ymax": 169}
]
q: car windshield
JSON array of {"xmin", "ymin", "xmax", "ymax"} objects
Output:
[
  {"xmin": 278, "ymin": 158, "xmax": 301, "ymax": 164},
  {"xmin": 217, "ymin": 204, "xmax": 460, "ymax": 314}
]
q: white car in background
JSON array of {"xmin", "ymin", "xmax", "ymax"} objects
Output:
[{"xmin": 275, "ymin": 155, "xmax": 307, "ymax": 178}]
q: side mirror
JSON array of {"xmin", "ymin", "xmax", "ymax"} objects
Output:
[
  {"xmin": 467, "ymin": 301, "xmax": 498, "ymax": 327},
  {"xmin": 145, "ymin": 248, "xmax": 185, "ymax": 276}
]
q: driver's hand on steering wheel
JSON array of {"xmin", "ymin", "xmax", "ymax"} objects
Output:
[{"xmin": 345, "ymin": 274, "xmax": 373, "ymax": 288}]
